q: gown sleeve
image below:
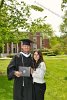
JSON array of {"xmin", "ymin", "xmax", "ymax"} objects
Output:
[{"xmin": 7, "ymin": 55, "xmax": 17, "ymax": 80}]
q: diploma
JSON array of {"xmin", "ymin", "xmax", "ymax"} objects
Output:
[{"xmin": 19, "ymin": 66, "xmax": 30, "ymax": 77}]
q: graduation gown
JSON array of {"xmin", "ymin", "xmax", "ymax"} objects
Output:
[{"xmin": 7, "ymin": 53, "xmax": 33, "ymax": 100}]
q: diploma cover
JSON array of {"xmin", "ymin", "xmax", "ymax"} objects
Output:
[{"xmin": 19, "ymin": 66, "xmax": 30, "ymax": 77}]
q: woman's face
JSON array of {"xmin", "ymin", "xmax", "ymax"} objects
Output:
[{"xmin": 34, "ymin": 51, "xmax": 40, "ymax": 62}]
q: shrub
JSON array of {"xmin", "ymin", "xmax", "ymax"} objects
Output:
[
  {"xmin": 7, "ymin": 54, "xmax": 14, "ymax": 58},
  {"xmin": 42, "ymin": 49, "xmax": 57, "ymax": 56},
  {"xmin": 51, "ymin": 44, "xmax": 64, "ymax": 55}
]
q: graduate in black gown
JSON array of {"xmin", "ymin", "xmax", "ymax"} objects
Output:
[{"xmin": 7, "ymin": 39, "xmax": 34, "ymax": 100}]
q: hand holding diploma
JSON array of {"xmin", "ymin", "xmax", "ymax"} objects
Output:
[{"xmin": 14, "ymin": 71, "xmax": 22, "ymax": 77}]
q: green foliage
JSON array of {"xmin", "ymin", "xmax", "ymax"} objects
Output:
[
  {"xmin": 49, "ymin": 35, "xmax": 67, "ymax": 55},
  {"xmin": 63, "ymin": 0, "xmax": 67, "ymax": 3},
  {"xmin": 61, "ymin": 0, "xmax": 67, "ymax": 10},
  {"xmin": 50, "ymin": 36, "xmax": 60, "ymax": 46},
  {"xmin": 60, "ymin": 11, "xmax": 67, "ymax": 34},
  {"xmin": 31, "ymin": 5, "xmax": 44, "ymax": 12},
  {"xmin": 0, "ymin": 0, "xmax": 33, "ymax": 53},
  {"xmin": 0, "ymin": 0, "xmax": 4, "ymax": 9},
  {"xmin": 7, "ymin": 54, "xmax": 14, "ymax": 58},
  {"xmin": 60, "ymin": 34, "xmax": 67, "ymax": 54},
  {"xmin": 60, "ymin": 0, "xmax": 67, "ymax": 34},
  {"xmin": 29, "ymin": 17, "xmax": 53, "ymax": 37},
  {"xmin": 0, "ymin": 4, "xmax": 10, "ymax": 43},
  {"xmin": 0, "ymin": 0, "xmax": 54, "ymax": 51},
  {"xmin": 51, "ymin": 44, "xmax": 64, "ymax": 55},
  {"xmin": 7, "ymin": 1, "xmax": 30, "ymax": 31},
  {"xmin": 0, "ymin": 1, "xmax": 31, "ymax": 44}
]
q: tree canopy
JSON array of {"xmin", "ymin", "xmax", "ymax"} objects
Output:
[
  {"xmin": 0, "ymin": 0, "xmax": 54, "ymax": 53},
  {"xmin": 0, "ymin": 0, "xmax": 31, "ymax": 43},
  {"xmin": 60, "ymin": 0, "xmax": 67, "ymax": 34},
  {"xmin": 28, "ymin": 17, "xmax": 53, "ymax": 37}
]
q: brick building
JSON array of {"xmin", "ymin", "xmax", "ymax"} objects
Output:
[{"xmin": 2, "ymin": 32, "xmax": 50, "ymax": 56}]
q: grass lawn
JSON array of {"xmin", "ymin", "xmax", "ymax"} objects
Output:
[
  {"xmin": 0, "ymin": 59, "xmax": 13, "ymax": 100},
  {"xmin": 0, "ymin": 55, "xmax": 67, "ymax": 100},
  {"xmin": 0, "ymin": 75, "xmax": 13, "ymax": 100}
]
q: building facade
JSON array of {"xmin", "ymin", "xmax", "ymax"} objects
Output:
[{"xmin": 2, "ymin": 32, "xmax": 50, "ymax": 57}]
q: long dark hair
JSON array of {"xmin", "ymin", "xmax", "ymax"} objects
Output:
[{"xmin": 33, "ymin": 50, "xmax": 44, "ymax": 69}]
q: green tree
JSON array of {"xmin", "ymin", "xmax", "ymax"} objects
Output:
[
  {"xmin": 0, "ymin": 0, "xmax": 31, "ymax": 53},
  {"xmin": 60, "ymin": 0, "xmax": 67, "ymax": 34},
  {"xmin": 0, "ymin": 1, "xmax": 30, "ymax": 37},
  {"xmin": 0, "ymin": 0, "xmax": 54, "ymax": 54},
  {"xmin": 49, "ymin": 36, "xmax": 64, "ymax": 55},
  {"xmin": 28, "ymin": 17, "xmax": 54, "ymax": 37},
  {"xmin": 60, "ymin": 34, "xmax": 67, "ymax": 54}
]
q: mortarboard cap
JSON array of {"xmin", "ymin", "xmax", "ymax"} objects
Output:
[{"xmin": 20, "ymin": 39, "xmax": 33, "ymax": 46}]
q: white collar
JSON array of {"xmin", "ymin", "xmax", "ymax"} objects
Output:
[{"xmin": 20, "ymin": 52, "xmax": 31, "ymax": 57}]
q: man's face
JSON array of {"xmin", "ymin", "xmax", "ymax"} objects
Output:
[{"xmin": 21, "ymin": 45, "xmax": 31, "ymax": 53}]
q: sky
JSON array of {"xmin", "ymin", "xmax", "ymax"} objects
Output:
[{"xmin": 20, "ymin": 0, "xmax": 63, "ymax": 36}]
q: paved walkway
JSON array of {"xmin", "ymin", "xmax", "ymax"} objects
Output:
[
  {"xmin": 0, "ymin": 57, "xmax": 12, "ymax": 59},
  {"xmin": 0, "ymin": 55, "xmax": 67, "ymax": 59}
]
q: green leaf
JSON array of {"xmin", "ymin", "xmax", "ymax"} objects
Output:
[{"xmin": 31, "ymin": 5, "xmax": 44, "ymax": 12}]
